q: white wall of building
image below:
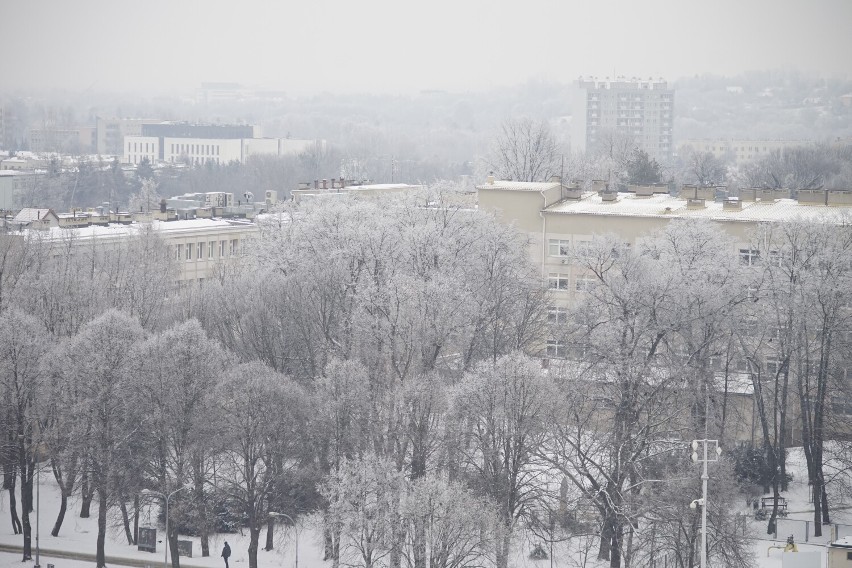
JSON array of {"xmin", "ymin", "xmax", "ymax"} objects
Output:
[
  {"xmin": 124, "ymin": 136, "xmax": 159, "ymax": 165},
  {"xmin": 162, "ymin": 137, "xmax": 243, "ymax": 165}
]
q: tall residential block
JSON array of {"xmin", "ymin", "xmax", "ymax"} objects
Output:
[{"xmin": 571, "ymin": 77, "xmax": 674, "ymax": 162}]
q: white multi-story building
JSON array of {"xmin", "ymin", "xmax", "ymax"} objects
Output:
[
  {"xmin": 123, "ymin": 122, "xmax": 323, "ymax": 166},
  {"xmin": 678, "ymin": 139, "xmax": 813, "ymax": 165},
  {"xmin": 571, "ymin": 77, "xmax": 674, "ymax": 162}
]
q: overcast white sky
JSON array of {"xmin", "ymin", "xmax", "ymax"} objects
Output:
[{"xmin": 2, "ymin": 0, "xmax": 851, "ymax": 95}]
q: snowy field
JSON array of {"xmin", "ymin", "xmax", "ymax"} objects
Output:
[{"xmin": 1, "ymin": 447, "xmax": 849, "ymax": 568}]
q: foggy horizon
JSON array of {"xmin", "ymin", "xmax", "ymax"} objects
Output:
[{"xmin": 2, "ymin": 0, "xmax": 851, "ymax": 97}]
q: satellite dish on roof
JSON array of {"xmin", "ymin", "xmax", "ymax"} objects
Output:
[{"xmin": 244, "ymin": 191, "xmax": 254, "ymax": 202}]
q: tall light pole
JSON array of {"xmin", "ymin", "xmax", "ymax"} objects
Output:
[
  {"xmin": 35, "ymin": 458, "xmax": 40, "ymax": 568},
  {"xmin": 691, "ymin": 438, "xmax": 722, "ymax": 568},
  {"xmin": 268, "ymin": 512, "xmax": 298, "ymax": 568},
  {"xmin": 144, "ymin": 486, "xmax": 189, "ymax": 568}
]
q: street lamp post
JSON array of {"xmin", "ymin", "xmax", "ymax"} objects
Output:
[
  {"xmin": 35, "ymin": 459, "xmax": 40, "ymax": 568},
  {"xmin": 268, "ymin": 512, "xmax": 298, "ymax": 568},
  {"xmin": 691, "ymin": 439, "xmax": 722, "ymax": 568},
  {"xmin": 144, "ymin": 486, "xmax": 189, "ymax": 568}
]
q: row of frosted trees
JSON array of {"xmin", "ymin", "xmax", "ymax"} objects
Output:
[{"xmin": 2, "ymin": 185, "xmax": 851, "ymax": 568}]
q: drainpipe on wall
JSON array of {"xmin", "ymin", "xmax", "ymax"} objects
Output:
[{"xmin": 539, "ymin": 190, "xmax": 549, "ymax": 279}]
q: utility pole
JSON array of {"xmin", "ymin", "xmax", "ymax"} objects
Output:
[{"xmin": 690, "ymin": 437, "xmax": 722, "ymax": 568}]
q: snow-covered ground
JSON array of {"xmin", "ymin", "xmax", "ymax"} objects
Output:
[
  {"xmin": 0, "ymin": 476, "xmax": 314, "ymax": 568},
  {"xmin": 1, "ymin": 447, "xmax": 849, "ymax": 568}
]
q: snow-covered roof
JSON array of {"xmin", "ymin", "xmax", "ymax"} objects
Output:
[
  {"xmin": 544, "ymin": 192, "xmax": 852, "ymax": 223},
  {"xmin": 478, "ymin": 181, "xmax": 562, "ymax": 192},
  {"xmin": 831, "ymin": 536, "xmax": 852, "ymax": 548},
  {"xmin": 13, "ymin": 208, "xmax": 55, "ymax": 223},
  {"xmin": 22, "ymin": 218, "xmax": 257, "ymax": 243},
  {"xmin": 345, "ymin": 183, "xmax": 422, "ymax": 191}
]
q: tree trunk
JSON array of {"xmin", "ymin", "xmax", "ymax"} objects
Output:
[
  {"xmin": 52, "ymin": 491, "xmax": 68, "ymax": 538},
  {"xmin": 495, "ymin": 520, "xmax": 511, "ymax": 568},
  {"xmin": 133, "ymin": 494, "xmax": 139, "ymax": 545},
  {"xmin": 20, "ymin": 462, "xmax": 33, "ymax": 561},
  {"xmin": 4, "ymin": 467, "xmax": 22, "ymax": 534},
  {"xmin": 598, "ymin": 515, "xmax": 614, "ymax": 562},
  {"xmin": 248, "ymin": 526, "xmax": 261, "ymax": 568},
  {"xmin": 609, "ymin": 521, "xmax": 622, "ymax": 568},
  {"xmin": 50, "ymin": 453, "xmax": 78, "ymax": 537},
  {"xmin": 120, "ymin": 495, "xmax": 134, "ymax": 545},
  {"xmin": 413, "ymin": 514, "xmax": 426, "ymax": 568},
  {"xmin": 81, "ymin": 470, "xmax": 94, "ymax": 518},
  {"xmin": 264, "ymin": 518, "xmax": 274, "ymax": 551},
  {"xmin": 169, "ymin": 528, "xmax": 181, "ymax": 568},
  {"xmin": 96, "ymin": 487, "xmax": 108, "ymax": 568},
  {"xmin": 323, "ymin": 524, "xmax": 341, "ymax": 568},
  {"xmin": 192, "ymin": 457, "xmax": 210, "ymax": 557}
]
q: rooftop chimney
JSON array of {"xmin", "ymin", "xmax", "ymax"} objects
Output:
[{"xmin": 322, "ymin": 179, "xmax": 328, "ymax": 189}]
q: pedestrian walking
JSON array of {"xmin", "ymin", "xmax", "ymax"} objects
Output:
[{"xmin": 222, "ymin": 541, "xmax": 231, "ymax": 568}]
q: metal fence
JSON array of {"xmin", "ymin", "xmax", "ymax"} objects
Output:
[{"xmin": 771, "ymin": 518, "xmax": 850, "ymax": 544}]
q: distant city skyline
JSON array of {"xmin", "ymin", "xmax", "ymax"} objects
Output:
[{"xmin": 1, "ymin": 0, "xmax": 851, "ymax": 96}]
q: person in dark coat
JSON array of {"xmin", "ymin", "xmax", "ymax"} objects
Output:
[{"xmin": 222, "ymin": 541, "xmax": 231, "ymax": 568}]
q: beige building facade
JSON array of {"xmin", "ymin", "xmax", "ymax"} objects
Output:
[
  {"xmin": 477, "ymin": 177, "xmax": 852, "ymax": 444},
  {"xmin": 28, "ymin": 218, "xmax": 258, "ymax": 282}
]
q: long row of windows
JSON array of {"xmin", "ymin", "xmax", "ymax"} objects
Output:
[
  {"xmin": 739, "ymin": 248, "xmax": 786, "ymax": 267},
  {"xmin": 548, "ymin": 273, "xmax": 597, "ymax": 292},
  {"xmin": 130, "ymin": 142, "xmax": 155, "ymax": 153},
  {"xmin": 173, "ymin": 239, "xmax": 239, "ymax": 261},
  {"xmin": 171, "ymin": 143, "xmax": 220, "ymax": 156}
]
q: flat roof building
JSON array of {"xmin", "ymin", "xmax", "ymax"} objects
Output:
[{"xmin": 571, "ymin": 77, "xmax": 674, "ymax": 163}]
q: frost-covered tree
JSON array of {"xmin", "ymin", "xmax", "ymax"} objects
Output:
[
  {"xmin": 0, "ymin": 310, "xmax": 50, "ymax": 561},
  {"xmin": 486, "ymin": 118, "xmax": 561, "ymax": 182},
  {"xmin": 128, "ymin": 177, "xmax": 161, "ymax": 214},
  {"xmin": 401, "ymin": 474, "xmax": 496, "ymax": 568},
  {"xmin": 681, "ymin": 148, "xmax": 728, "ymax": 187},
  {"xmin": 450, "ymin": 353, "xmax": 554, "ymax": 568},
  {"xmin": 130, "ymin": 320, "xmax": 229, "ymax": 563},
  {"xmin": 62, "ymin": 310, "xmax": 144, "ymax": 568},
  {"xmin": 322, "ymin": 454, "xmax": 404, "ymax": 568},
  {"xmin": 541, "ymin": 235, "xmax": 683, "ymax": 568},
  {"xmin": 215, "ymin": 361, "xmax": 310, "ymax": 568}
]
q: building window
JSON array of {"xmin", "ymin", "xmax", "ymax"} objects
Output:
[
  {"xmin": 765, "ymin": 356, "xmax": 781, "ymax": 376},
  {"xmin": 197, "ymin": 242, "xmax": 205, "ymax": 259},
  {"xmin": 768, "ymin": 250, "xmax": 784, "ymax": 267},
  {"xmin": 744, "ymin": 284, "xmax": 759, "ymax": 301},
  {"xmin": 571, "ymin": 342, "xmax": 591, "ymax": 359},
  {"xmin": 548, "ymin": 306, "xmax": 569, "ymax": 324},
  {"xmin": 548, "ymin": 239, "xmax": 571, "ymax": 257},
  {"xmin": 548, "ymin": 273, "xmax": 570, "ymax": 290},
  {"xmin": 175, "ymin": 244, "xmax": 183, "ymax": 260},
  {"xmin": 220, "ymin": 240, "xmax": 227, "ymax": 257},
  {"xmin": 208, "ymin": 241, "xmax": 215, "ymax": 258},
  {"xmin": 546, "ymin": 339, "xmax": 567, "ymax": 359},
  {"xmin": 739, "ymin": 249, "xmax": 760, "ymax": 266},
  {"xmin": 575, "ymin": 275, "xmax": 598, "ymax": 292},
  {"xmin": 230, "ymin": 239, "xmax": 238, "ymax": 256},
  {"xmin": 185, "ymin": 244, "xmax": 192, "ymax": 260}
]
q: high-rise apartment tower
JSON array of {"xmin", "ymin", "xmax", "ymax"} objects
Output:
[{"xmin": 571, "ymin": 77, "xmax": 674, "ymax": 162}]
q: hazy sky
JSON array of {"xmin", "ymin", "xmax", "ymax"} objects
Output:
[{"xmin": 2, "ymin": 0, "xmax": 851, "ymax": 95}]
